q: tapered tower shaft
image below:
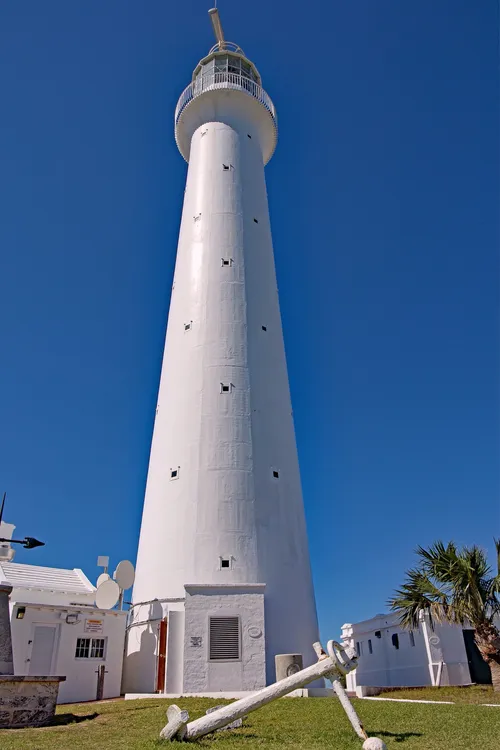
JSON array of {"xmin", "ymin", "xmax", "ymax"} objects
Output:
[{"xmin": 126, "ymin": 15, "xmax": 319, "ymax": 693}]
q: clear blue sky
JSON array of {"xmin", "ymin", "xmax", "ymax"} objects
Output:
[{"xmin": 0, "ymin": 1, "xmax": 498, "ymax": 637}]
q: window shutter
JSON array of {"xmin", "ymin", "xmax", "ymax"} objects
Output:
[{"xmin": 209, "ymin": 616, "xmax": 240, "ymax": 661}]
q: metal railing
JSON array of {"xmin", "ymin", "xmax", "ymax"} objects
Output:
[
  {"xmin": 175, "ymin": 71, "xmax": 277, "ymax": 129},
  {"xmin": 208, "ymin": 42, "xmax": 245, "ymax": 55}
]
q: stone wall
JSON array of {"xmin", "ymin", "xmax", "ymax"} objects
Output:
[
  {"xmin": 0, "ymin": 676, "xmax": 64, "ymax": 729},
  {"xmin": 0, "ymin": 583, "xmax": 14, "ymax": 674}
]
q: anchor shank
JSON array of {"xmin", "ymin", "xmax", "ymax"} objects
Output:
[{"xmin": 183, "ymin": 657, "xmax": 339, "ymax": 740}]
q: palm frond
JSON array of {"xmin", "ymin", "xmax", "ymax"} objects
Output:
[
  {"xmin": 417, "ymin": 540, "xmax": 457, "ymax": 573},
  {"xmin": 388, "ymin": 568, "xmax": 449, "ymax": 629},
  {"xmin": 492, "ymin": 539, "xmax": 500, "ymax": 598},
  {"xmin": 390, "ymin": 539, "xmax": 500, "ymax": 632}
]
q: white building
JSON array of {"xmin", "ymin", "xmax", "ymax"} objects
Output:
[
  {"xmin": 2, "ymin": 561, "xmax": 126, "ymax": 704},
  {"xmin": 341, "ymin": 612, "xmax": 491, "ymax": 695},
  {"xmin": 124, "ymin": 10, "xmax": 320, "ymax": 695}
]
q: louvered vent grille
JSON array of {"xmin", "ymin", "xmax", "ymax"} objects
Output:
[{"xmin": 209, "ymin": 616, "xmax": 240, "ymax": 661}]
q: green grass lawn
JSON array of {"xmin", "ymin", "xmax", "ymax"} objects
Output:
[
  {"xmin": 0, "ymin": 696, "xmax": 499, "ymax": 750},
  {"xmin": 380, "ymin": 685, "xmax": 500, "ymax": 704}
]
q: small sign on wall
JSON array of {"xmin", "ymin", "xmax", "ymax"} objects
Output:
[{"xmin": 84, "ymin": 618, "xmax": 104, "ymax": 634}]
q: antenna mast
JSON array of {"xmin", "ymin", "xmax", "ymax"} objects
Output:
[{"xmin": 208, "ymin": 7, "xmax": 226, "ymax": 49}]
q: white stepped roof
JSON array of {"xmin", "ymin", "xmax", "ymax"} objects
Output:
[{"xmin": 0, "ymin": 562, "xmax": 95, "ymax": 595}]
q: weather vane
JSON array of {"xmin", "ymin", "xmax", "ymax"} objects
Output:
[{"xmin": 0, "ymin": 492, "xmax": 45, "ymax": 551}]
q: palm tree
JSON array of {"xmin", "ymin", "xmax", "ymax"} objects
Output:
[{"xmin": 388, "ymin": 540, "xmax": 500, "ymax": 691}]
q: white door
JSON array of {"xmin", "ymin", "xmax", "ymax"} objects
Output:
[{"xmin": 29, "ymin": 625, "xmax": 57, "ymax": 675}]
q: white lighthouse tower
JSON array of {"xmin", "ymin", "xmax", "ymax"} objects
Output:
[{"xmin": 124, "ymin": 10, "xmax": 320, "ymax": 695}]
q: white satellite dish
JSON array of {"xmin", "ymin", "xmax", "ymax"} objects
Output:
[
  {"xmin": 96, "ymin": 572, "xmax": 110, "ymax": 588},
  {"xmin": 114, "ymin": 560, "xmax": 135, "ymax": 591},
  {"xmin": 95, "ymin": 578, "xmax": 120, "ymax": 610}
]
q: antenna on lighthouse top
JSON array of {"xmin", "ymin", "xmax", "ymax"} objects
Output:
[{"xmin": 209, "ymin": 7, "xmax": 226, "ymax": 49}]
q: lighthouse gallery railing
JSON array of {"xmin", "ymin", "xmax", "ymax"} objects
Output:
[{"xmin": 175, "ymin": 71, "xmax": 277, "ymax": 130}]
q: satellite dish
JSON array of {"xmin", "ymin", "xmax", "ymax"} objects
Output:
[
  {"xmin": 95, "ymin": 578, "xmax": 120, "ymax": 610},
  {"xmin": 96, "ymin": 572, "xmax": 110, "ymax": 588},
  {"xmin": 114, "ymin": 560, "xmax": 135, "ymax": 591}
]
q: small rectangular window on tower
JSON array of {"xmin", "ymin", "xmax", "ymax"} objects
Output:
[
  {"xmin": 273, "ymin": 470, "xmax": 279, "ymax": 479},
  {"xmin": 170, "ymin": 468, "xmax": 179, "ymax": 480},
  {"xmin": 220, "ymin": 383, "xmax": 231, "ymax": 393},
  {"xmin": 409, "ymin": 631, "xmax": 415, "ymax": 647},
  {"xmin": 253, "ymin": 218, "xmax": 259, "ymax": 223},
  {"xmin": 221, "ymin": 258, "xmax": 233, "ymax": 267},
  {"xmin": 220, "ymin": 558, "xmax": 230, "ymax": 569},
  {"xmin": 222, "ymin": 164, "xmax": 230, "ymax": 170},
  {"xmin": 247, "ymin": 134, "xmax": 252, "ymax": 139},
  {"xmin": 184, "ymin": 322, "xmax": 192, "ymax": 331},
  {"xmin": 262, "ymin": 325, "xmax": 267, "ymax": 331},
  {"xmin": 368, "ymin": 639, "xmax": 373, "ymax": 654}
]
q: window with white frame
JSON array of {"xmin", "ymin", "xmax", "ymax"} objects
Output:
[{"xmin": 75, "ymin": 637, "xmax": 106, "ymax": 659}]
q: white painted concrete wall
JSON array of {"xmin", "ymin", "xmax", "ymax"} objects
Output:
[
  {"xmin": 165, "ymin": 608, "xmax": 185, "ymax": 693},
  {"xmin": 342, "ymin": 613, "xmax": 471, "ymax": 691},
  {"xmin": 10, "ymin": 601, "xmax": 126, "ymax": 703},
  {"xmin": 123, "ymin": 598, "xmax": 166, "ymax": 695},
  {"xmin": 182, "ymin": 584, "xmax": 266, "ymax": 693},
  {"xmin": 128, "ymin": 52, "xmax": 319, "ymax": 692}
]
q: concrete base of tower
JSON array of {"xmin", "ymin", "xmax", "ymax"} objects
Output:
[
  {"xmin": 123, "ymin": 583, "xmax": 266, "ymax": 695},
  {"xmin": 122, "ymin": 582, "xmax": 323, "ymax": 695},
  {"xmin": 182, "ymin": 584, "xmax": 267, "ymax": 693}
]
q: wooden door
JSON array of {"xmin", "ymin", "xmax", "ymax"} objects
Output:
[{"xmin": 156, "ymin": 618, "xmax": 168, "ymax": 692}]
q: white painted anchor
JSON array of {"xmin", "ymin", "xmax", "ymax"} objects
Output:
[{"xmin": 160, "ymin": 639, "xmax": 387, "ymax": 749}]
